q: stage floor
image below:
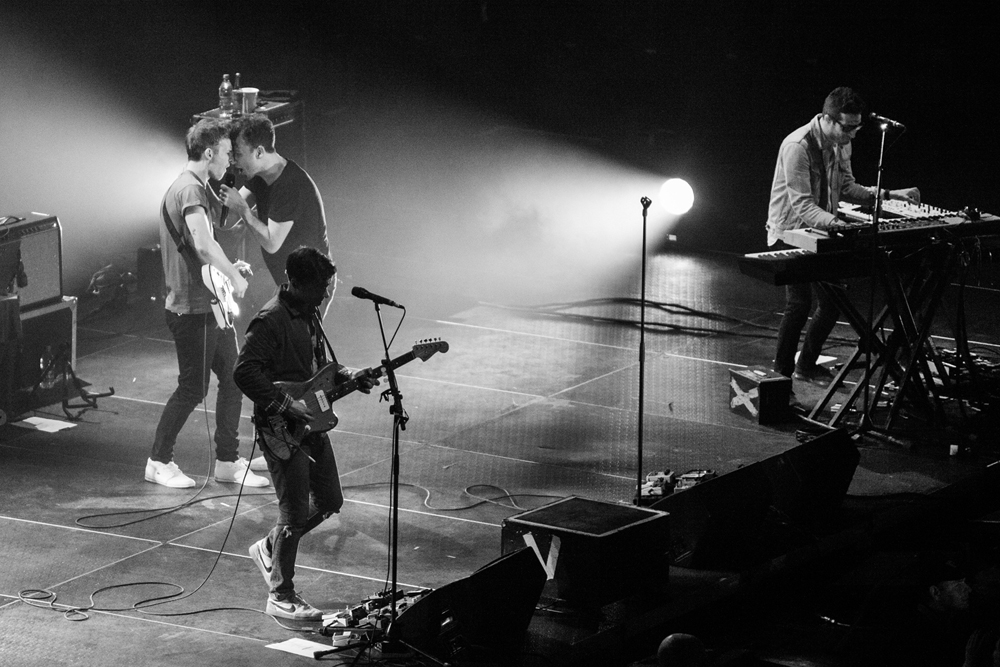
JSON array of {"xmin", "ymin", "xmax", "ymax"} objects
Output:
[{"xmin": 2, "ymin": 248, "xmax": 999, "ymax": 667}]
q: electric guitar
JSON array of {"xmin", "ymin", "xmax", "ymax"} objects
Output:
[
  {"xmin": 259, "ymin": 338, "xmax": 449, "ymax": 457},
  {"xmin": 201, "ymin": 264, "xmax": 239, "ymax": 329}
]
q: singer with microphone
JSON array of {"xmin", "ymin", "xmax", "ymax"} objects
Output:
[
  {"xmin": 220, "ymin": 114, "xmax": 331, "ymax": 314},
  {"xmin": 764, "ymin": 86, "xmax": 920, "ymax": 385}
]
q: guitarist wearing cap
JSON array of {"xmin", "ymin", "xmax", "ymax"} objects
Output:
[
  {"xmin": 148, "ymin": 118, "xmax": 269, "ymax": 490},
  {"xmin": 234, "ymin": 247, "xmax": 379, "ymax": 621}
]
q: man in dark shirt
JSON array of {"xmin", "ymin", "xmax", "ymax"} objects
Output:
[
  {"xmin": 234, "ymin": 247, "xmax": 375, "ymax": 620},
  {"xmin": 220, "ymin": 114, "xmax": 330, "ymax": 302}
]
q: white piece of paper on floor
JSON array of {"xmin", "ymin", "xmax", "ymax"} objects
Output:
[
  {"xmin": 13, "ymin": 417, "xmax": 77, "ymax": 432},
  {"xmin": 266, "ymin": 638, "xmax": 332, "ymax": 658}
]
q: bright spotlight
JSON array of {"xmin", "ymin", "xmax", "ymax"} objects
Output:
[{"xmin": 659, "ymin": 178, "xmax": 694, "ymax": 215}]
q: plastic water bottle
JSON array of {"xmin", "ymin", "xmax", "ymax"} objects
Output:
[
  {"xmin": 218, "ymin": 74, "xmax": 234, "ymax": 117},
  {"xmin": 233, "ymin": 72, "xmax": 242, "ymax": 116},
  {"xmin": 39, "ymin": 345, "xmax": 58, "ymax": 390}
]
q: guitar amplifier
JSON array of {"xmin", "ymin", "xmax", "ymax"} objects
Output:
[
  {"xmin": 0, "ymin": 296, "xmax": 76, "ymax": 423},
  {"xmin": 0, "ymin": 212, "xmax": 63, "ymax": 309}
]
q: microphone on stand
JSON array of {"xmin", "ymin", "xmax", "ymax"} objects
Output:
[
  {"xmin": 351, "ymin": 286, "xmax": 403, "ymax": 309},
  {"xmin": 219, "ymin": 171, "xmax": 237, "ymax": 227},
  {"xmin": 869, "ymin": 113, "xmax": 906, "ymax": 130}
]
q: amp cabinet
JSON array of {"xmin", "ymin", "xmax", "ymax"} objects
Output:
[
  {"xmin": 0, "ymin": 296, "xmax": 77, "ymax": 424},
  {"xmin": 0, "ymin": 212, "xmax": 63, "ymax": 309}
]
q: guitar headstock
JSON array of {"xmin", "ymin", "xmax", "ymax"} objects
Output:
[{"xmin": 412, "ymin": 338, "xmax": 449, "ymax": 361}]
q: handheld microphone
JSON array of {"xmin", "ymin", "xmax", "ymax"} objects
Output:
[
  {"xmin": 219, "ymin": 171, "xmax": 237, "ymax": 226},
  {"xmin": 869, "ymin": 113, "xmax": 906, "ymax": 130},
  {"xmin": 351, "ymin": 286, "xmax": 403, "ymax": 309}
]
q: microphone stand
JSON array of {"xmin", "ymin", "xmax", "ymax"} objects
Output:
[
  {"xmin": 859, "ymin": 125, "xmax": 889, "ymax": 434},
  {"xmin": 371, "ymin": 301, "xmax": 409, "ymax": 653},
  {"xmin": 636, "ymin": 197, "xmax": 652, "ymax": 503}
]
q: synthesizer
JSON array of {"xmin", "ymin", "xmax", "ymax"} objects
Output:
[
  {"xmin": 779, "ymin": 201, "xmax": 1000, "ymax": 252},
  {"xmin": 737, "ymin": 247, "xmax": 868, "ymax": 285},
  {"xmin": 838, "ymin": 199, "xmax": 960, "ymax": 225}
]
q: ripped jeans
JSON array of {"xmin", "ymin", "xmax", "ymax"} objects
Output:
[{"xmin": 259, "ymin": 431, "xmax": 343, "ymax": 599}]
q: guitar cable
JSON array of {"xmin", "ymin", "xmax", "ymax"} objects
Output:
[{"xmin": 31, "ymin": 316, "xmax": 271, "ymax": 623}]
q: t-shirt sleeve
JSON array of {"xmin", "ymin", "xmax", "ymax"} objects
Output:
[
  {"xmin": 175, "ymin": 183, "xmax": 209, "ymax": 225},
  {"xmin": 266, "ymin": 175, "xmax": 300, "ymax": 226}
]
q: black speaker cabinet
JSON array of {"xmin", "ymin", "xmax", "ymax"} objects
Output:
[
  {"xmin": 0, "ymin": 212, "xmax": 63, "ymax": 309},
  {"xmin": 651, "ymin": 429, "xmax": 859, "ymax": 570},
  {"xmin": 388, "ymin": 547, "xmax": 546, "ymax": 662},
  {"xmin": 761, "ymin": 428, "xmax": 860, "ymax": 526},
  {"xmin": 501, "ymin": 496, "xmax": 670, "ymax": 606},
  {"xmin": 652, "ymin": 461, "xmax": 774, "ymax": 570},
  {"xmin": 136, "ymin": 245, "xmax": 164, "ymax": 300},
  {"xmin": 0, "ymin": 296, "xmax": 77, "ymax": 423}
]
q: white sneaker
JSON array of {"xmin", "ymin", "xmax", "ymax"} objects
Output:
[
  {"xmin": 215, "ymin": 457, "xmax": 270, "ymax": 487},
  {"xmin": 249, "ymin": 537, "xmax": 273, "ymax": 586},
  {"xmin": 249, "ymin": 455, "xmax": 268, "ymax": 472},
  {"xmin": 266, "ymin": 592, "xmax": 324, "ymax": 620},
  {"xmin": 145, "ymin": 458, "xmax": 196, "ymax": 488}
]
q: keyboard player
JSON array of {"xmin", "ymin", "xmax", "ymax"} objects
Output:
[{"xmin": 765, "ymin": 87, "xmax": 920, "ymax": 384}]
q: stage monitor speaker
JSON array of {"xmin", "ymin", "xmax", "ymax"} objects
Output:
[
  {"xmin": 650, "ymin": 429, "xmax": 859, "ymax": 570},
  {"xmin": 0, "ymin": 213, "xmax": 63, "ymax": 310},
  {"xmin": 761, "ymin": 428, "xmax": 860, "ymax": 527},
  {"xmin": 500, "ymin": 496, "xmax": 670, "ymax": 606},
  {"xmin": 388, "ymin": 546, "xmax": 546, "ymax": 662},
  {"xmin": 651, "ymin": 461, "xmax": 773, "ymax": 570}
]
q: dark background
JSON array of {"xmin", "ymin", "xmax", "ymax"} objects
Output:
[{"xmin": 2, "ymin": 0, "xmax": 997, "ymax": 297}]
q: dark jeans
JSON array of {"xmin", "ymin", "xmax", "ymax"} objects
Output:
[
  {"xmin": 260, "ymin": 431, "xmax": 343, "ymax": 599},
  {"xmin": 150, "ymin": 311, "xmax": 242, "ymax": 463},
  {"xmin": 772, "ymin": 243, "xmax": 841, "ymax": 377}
]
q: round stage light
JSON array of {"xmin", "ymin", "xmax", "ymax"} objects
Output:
[{"xmin": 659, "ymin": 179, "xmax": 694, "ymax": 215}]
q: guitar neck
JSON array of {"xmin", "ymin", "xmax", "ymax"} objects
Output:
[{"xmin": 325, "ymin": 350, "xmax": 417, "ymax": 402}]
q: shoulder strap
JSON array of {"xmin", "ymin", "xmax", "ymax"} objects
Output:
[
  {"xmin": 312, "ymin": 311, "xmax": 339, "ymax": 366},
  {"xmin": 161, "ymin": 199, "xmax": 206, "ymax": 279},
  {"xmin": 161, "ymin": 186, "xmax": 219, "ymax": 298}
]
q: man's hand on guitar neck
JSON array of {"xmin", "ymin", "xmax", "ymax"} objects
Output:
[{"xmin": 351, "ymin": 368, "xmax": 380, "ymax": 394}]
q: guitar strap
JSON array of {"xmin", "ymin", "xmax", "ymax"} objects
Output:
[
  {"xmin": 160, "ymin": 174, "xmax": 218, "ymax": 299},
  {"xmin": 311, "ymin": 310, "xmax": 339, "ymax": 367}
]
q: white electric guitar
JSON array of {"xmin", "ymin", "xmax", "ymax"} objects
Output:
[{"xmin": 201, "ymin": 264, "xmax": 239, "ymax": 329}]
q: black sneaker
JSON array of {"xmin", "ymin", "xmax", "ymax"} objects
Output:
[{"xmin": 793, "ymin": 365, "xmax": 835, "ymax": 386}]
